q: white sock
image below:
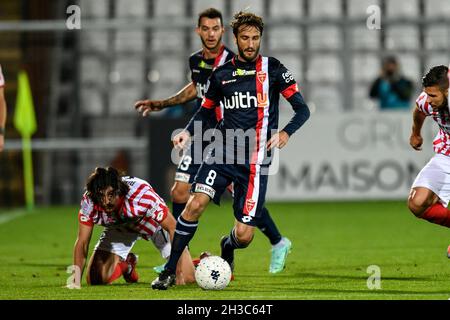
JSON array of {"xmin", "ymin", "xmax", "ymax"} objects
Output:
[{"xmin": 272, "ymin": 238, "xmax": 285, "ymax": 249}]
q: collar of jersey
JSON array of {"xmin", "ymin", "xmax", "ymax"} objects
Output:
[
  {"xmin": 232, "ymin": 54, "xmax": 261, "ymax": 69},
  {"xmin": 201, "ymin": 44, "xmax": 225, "ymax": 62}
]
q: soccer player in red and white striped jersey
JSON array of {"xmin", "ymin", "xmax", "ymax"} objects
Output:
[
  {"xmin": 408, "ymin": 65, "xmax": 450, "ymax": 250},
  {"xmin": 0, "ymin": 64, "xmax": 7, "ymax": 152},
  {"xmin": 70, "ymin": 167, "xmax": 195, "ymax": 288}
]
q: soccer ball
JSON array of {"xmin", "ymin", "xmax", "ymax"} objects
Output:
[{"xmin": 195, "ymin": 256, "xmax": 232, "ymax": 290}]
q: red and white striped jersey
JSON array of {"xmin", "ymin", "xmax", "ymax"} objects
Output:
[
  {"xmin": 0, "ymin": 65, "xmax": 4, "ymax": 87},
  {"xmin": 416, "ymin": 91, "xmax": 450, "ymax": 156},
  {"xmin": 78, "ymin": 176, "xmax": 169, "ymax": 240}
]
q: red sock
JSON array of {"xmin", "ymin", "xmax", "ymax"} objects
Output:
[
  {"xmin": 421, "ymin": 203, "xmax": 450, "ymax": 228},
  {"xmin": 108, "ymin": 261, "xmax": 128, "ymax": 284}
]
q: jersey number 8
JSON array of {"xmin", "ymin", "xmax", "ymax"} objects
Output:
[{"xmin": 205, "ymin": 170, "xmax": 217, "ymax": 186}]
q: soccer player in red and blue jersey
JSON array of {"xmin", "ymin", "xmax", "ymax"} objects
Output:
[
  {"xmin": 70, "ymin": 167, "xmax": 195, "ymax": 288},
  {"xmin": 136, "ymin": 8, "xmax": 292, "ymax": 275},
  {"xmin": 151, "ymin": 11, "xmax": 310, "ymax": 290}
]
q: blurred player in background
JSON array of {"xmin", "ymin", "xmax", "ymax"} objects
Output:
[
  {"xmin": 0, "ymin": 64, "xmax": 7, "ymax": 152},
  {"xmin": 151, "ymin": 11, "xmax": 310, "ymax": 290},
  {"xmin": 408, "ymin": 65, "xmax": 450, "ymax": 255},
  {"xmin": 135, "ymin": 8, "xmax": 292, "ymax": 274},
  {"xmin": 70, "ymin": 167, "xmax": 195, "ymax": 288}
]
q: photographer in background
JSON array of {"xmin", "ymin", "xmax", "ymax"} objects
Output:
[{"xmin": 369, "ymin": 55, "xmax": 414, "ymax": 110}]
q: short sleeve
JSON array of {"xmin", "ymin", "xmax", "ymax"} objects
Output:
[{"xmin": 415, "ymin": 92, "xmax": 431, "ymax": 116}]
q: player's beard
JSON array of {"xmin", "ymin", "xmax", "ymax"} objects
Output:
[
  {"xmin": 200, "ymin": 35, "xmax": 222, "ymax": 52},
  {"xmin": 431, "ymin": 97, "xmax": 449, "ymax": 111},
  {"xmin": 238, "ymin": 45, "xmax": 260, "ymax": 63}
]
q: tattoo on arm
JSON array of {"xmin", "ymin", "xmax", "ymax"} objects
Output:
[{"xmin": 162, "ymin": 83, "xmax": 197, "ymax": 108}]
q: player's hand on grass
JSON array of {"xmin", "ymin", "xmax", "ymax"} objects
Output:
[
  {"xmin": 267, "ymin": 131, "xmax": 289, "ymax": 150},
  {"xmin": 410, "ymin": 134, "xmax": 423, "ymax": 151},
  {"xmin": 134, "ymin": 100, "xmax": 164, "ymax": 116},
  {"xmin": 173, "ymin": 130, "xmax": 191, "ymax": 150}
]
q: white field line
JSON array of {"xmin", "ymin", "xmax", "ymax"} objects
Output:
[{"xmin": 0, "ymin": 209, "xmax": 29, "ymax": 225}]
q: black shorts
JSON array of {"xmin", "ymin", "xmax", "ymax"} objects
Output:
[{"xmin": 191, "ymin": 162, "xmax": 269, "ymax": 226}]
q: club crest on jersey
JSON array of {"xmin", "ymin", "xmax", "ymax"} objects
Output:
[
  {"xmin": 257, "ymin": 71, "xmax": 267, "ymax": 84},
  {"xmin": 245, "ymin": 199, "xmax": 256, "ymax": 213}
]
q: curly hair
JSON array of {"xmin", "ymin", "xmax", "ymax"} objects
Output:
[
  {"xmin": 422, "ymin": 65, "xmax": 449, "ymax": 91},
  {"xmin": 230, "ymin": 11, "xmax": 264, "ymax": 37},
  {"xmin": 85, "ymin": 167, "xmax": 129, "ymax": 205}
]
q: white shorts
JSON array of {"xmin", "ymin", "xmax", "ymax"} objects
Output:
[
  {"xmin": 412, "ymin": 153, "xmax": 450, "ymax": 207},
  {"xmin": 94, "ymin": 226, "xmax": 171, "ymax": 260}
]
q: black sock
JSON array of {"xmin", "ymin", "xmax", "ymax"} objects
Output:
[
  {"xmin": 172, "ymin": 202, "xmax": 187, "ymax": 220},
  {"xmin": 257, "ymin": 207, "xmax": 282, "ymax": 245},
  {"xmin": 165, "ymin": 216, "xmax": 198, "ymax": 272},
  {"xmin": 222, "ymin": 228, "xmax": 248, "ymax": 261}
]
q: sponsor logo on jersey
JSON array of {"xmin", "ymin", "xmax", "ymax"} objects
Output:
[
  {"xmin": 195, "ymin": 183, "xmax": 216, "ymax": 199},
  {"xmin": 192, "ymin": 69, "xmax": 200, "ymax": 73},
  {"xmin": 241, "ymin": 215, "xmax": 253, "ymax": 223},
  {"xmin": 175, "ymin": 172, "xmax": 190, "ymax": 183},
  {"xmin": 81, "ymin": 199, "xmax": 92, "ymax": 214},
  {"xmin": 199, "ymin": 60, "xmax": 213, "ymax": 70},
  {"xmin": 222, "ymin": 79, "xmax": 237, "ymax": 85},
  {"xmin": 196, "ymin": 83, "xmax": 207, "ymax": 98},
  {"xmin": 223, "ymin": 91, "xmax": 268, "ymax": 109},
  {"xmin": 79, "ymin": 215, "xmax": 90, "ymax": 223},
  {"xmin": 232, "ymin": 68, "xmax": 256, "ymax": 77},
  {"xmin": 282, "ymin": 70, "xmax": 294, "ymax": 83}
]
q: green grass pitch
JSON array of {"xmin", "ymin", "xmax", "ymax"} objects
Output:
[{"xmin": 0, "ymin": 201, "xmax": 449, "ymax": 300}]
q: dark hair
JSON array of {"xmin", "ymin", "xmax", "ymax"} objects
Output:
[
  {"xmin": 85, "ymin": 167, "xmax": 129, "ymax": 204},
  {"xmin": 382, "ymin": 55, "xmax": 398, "ymax": 65},
  {"xmin": 422, "ymin": 65, "xmax": 449, "ymax": 90},
  {"xmin": 230, "ymin": 11, "xmax": 264, "ymax": 37},
  {"xmin": 198, "ymin": 8, "xmax": 223, "ymax": 27}
]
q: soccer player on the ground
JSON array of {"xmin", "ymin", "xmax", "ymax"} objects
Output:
[
  {"xmin": 151, "ymin": 11, "xmax": 310, "ymax": 290},
  {"xmin": 408, "ymin": 65, "xmax": 450, "ymax": 255},
  {"xmin": 70, "ymin": 166, "xmax": 195, "ymax": 288},
  {"xmin": 0, "ymin": 64, "xmax": 7, "ymax": 152},
  {"xmin": 135, "ymin": 8, "xmax": 292, "ymax": 274}
]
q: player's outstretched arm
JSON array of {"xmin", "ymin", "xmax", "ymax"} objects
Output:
[
  {"xmin": 134, "ymin": 82, "xmax": 197, "ymax": 116},
  {"xmin": 410, "ymin": 105, "xmax": 426, "ymax": 151},
  {"xmin": 71, "ymin": 223, "xmax": 93, "ymax": 288}
]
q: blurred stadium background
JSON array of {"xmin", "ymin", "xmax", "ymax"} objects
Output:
[{"xmin": 0, "ymin": 0, "xmax": 449, "ymax": 211}]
